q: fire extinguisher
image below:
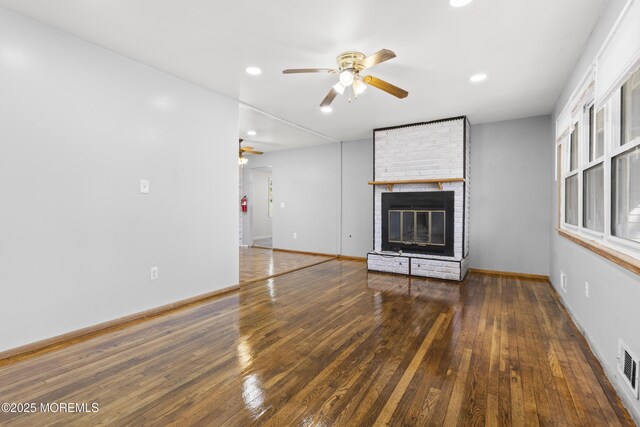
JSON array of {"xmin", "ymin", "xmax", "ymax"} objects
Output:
[{"xmin": 241, "ymin": 196, "xmax": 248, "ymax": 213}]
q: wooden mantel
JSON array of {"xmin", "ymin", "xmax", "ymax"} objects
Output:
[{"xmin": 368, "ymin": 178, "xmax": 465, "ymax": 191}]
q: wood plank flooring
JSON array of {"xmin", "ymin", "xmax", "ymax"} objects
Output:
[
  {"xmin": 0, "ymin": 260, "xmax": 634, "ymax": 426},
  {"xmin": 240, "ymin": 246, "xmax": 334, "ymax": 284}
]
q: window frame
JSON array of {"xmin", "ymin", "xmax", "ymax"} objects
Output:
[{"xmin": 559, "ymin": 78, "xmax": 640, "ymax": 260}]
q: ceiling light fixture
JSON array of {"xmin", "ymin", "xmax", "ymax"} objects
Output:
[
  {"xmin": 449, "ymin": 0, "xmax": 473, "ymax": 7},
  {"xmin": 353, "ymin": 79, "xmax": 367, "ymax": 96},
  {"xmin": 239, "ymin": 156, "xmax": 248, "ymax": 165},
  {"xmin": 245, "ymin": 66, "xmax": 262, "ymax": 75},
  {"xmin": 282, "ymin": 49, "xmax": 408, "ymax": 108},
  {"xmin": 247, "ymin": 130, "xmax": 257, "ymax": 136},
  {"xmin": 321, "ymin": 106, "xmax": 333, "ymax": 113},
  {"xmin": 470, "ymin": 73, "xmax": 487, "ymax": 82},
  {"xmin": 339, "ymin": 70, "xmax": 355, "ymax": 87}
]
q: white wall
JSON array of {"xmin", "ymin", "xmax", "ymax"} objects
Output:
[
  {"xmin": 0, "ymin": 8, "xmax": 239, "ymax": 352},
  {"xmin": 341, "ymin": 139, "xmax": 373, "ymax": 257},
  {"xmin": 550, "ymin": 0, "xmax": 640, "ymax": 422},
  {"xmin": 242, "ymin": 144, "xmax": 340, "ymax": 254},
  {"xmin": 470, "ymin": 116, "xmax": 552, "ymax": 275},
  {"xmin": 250, "ymin": 169, "xmax": 272, "ymax": 239}
]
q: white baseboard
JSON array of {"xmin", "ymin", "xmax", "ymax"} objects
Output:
[{"xmin": 253, "ymin": 235, "xmax": 272, "ymax": 240}]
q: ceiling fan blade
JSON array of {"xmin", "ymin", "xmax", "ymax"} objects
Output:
[
  {"xmin": 363, "ymin": 75, "xmax": 408, "ymax": 99},
  {"xmin": 241, "ymin": 146, "xmax": 254, "ymax": 151},
  {"xmin": 244, "ymin": 149, "xmax": 264, "ymax": 155},
  {"xmin": 320, "ymin": 87, "xmax": 339, "ymax": 107},
  {"xmin": 283, "ymin": 68, "xmax": 337, "ymax": 74},
  {"xmin": 359, "ymin": 49, "xmax": 396, "ymax": 69}
]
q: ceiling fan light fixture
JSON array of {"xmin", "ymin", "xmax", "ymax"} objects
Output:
[
  {"xmin": 449, "ymin": 0, "xmax": 472, "ymax": 7},
  {"xmin": 239, "ymin": 156, "xmax": 248, "ymax": 165},
  {"xmin": 282, "ymin": 48, "xmax": 408, "ymax": 106},
  {"xmin": 339, "ymin": 70, "xmax": 355, "ymax": 87},
  {"xmin": 353, "ymin": 79, "xmax": 367, "ymax": 95}
]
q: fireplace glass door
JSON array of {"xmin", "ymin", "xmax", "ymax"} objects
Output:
[{"xmin": 388, "ymin": 210, "xmax": 446, "ymax": 246}]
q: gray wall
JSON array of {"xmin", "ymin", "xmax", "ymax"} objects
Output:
[
  {"xmin": 469, "ymin": 117, "xmax": 552, "ymax": 275},
  {"xmin": 549, "ymin": 0, "xmax": 640, "ymax": 421},
  {"xmin": 341, "ymin": 139, "xmax": 373, "ymax": 258},
  {"xmin": 250, "ymin": 169, "xmax": 272, "ymax": 239},
  {"xmin": 241, "ymin": 139, "xmax": 373, "ymax": 257},
  {"xmin": 242, "ymin": 144, "xmax": 340, "ymax": 254},
  {"xmin": 0, "ymin": 9, "xmax": 239, "ymax": 352}
]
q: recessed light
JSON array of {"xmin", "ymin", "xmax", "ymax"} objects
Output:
[
  {"xmin": 450, "ymin": 0, "xmax": 472, "ymax": 7},
  {"xmin": 245, "ymin": 66, "xmax": 262, "ymax": 75},
  {"xmin": 247, "ymin": 130, "xmax": 257, "ymax": 136},
  {"xmin": 321, "ymin": 106, "xmax": 333, "ymax": 113},
  {"xmin": 470, "ymin": 73, "xmax": 487, "ymax": 82}
]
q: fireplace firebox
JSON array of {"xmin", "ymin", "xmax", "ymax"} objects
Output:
[{"xmin": 381, "ymin": 191, "xmax": 454, "ymax": 256}]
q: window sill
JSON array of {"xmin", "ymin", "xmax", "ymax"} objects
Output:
[{"xmin": 556, "ymin": 228, "xmax": 640, "ymax": 276}]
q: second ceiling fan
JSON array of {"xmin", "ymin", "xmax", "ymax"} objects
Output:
[{"xmin": 283, "ymin": 49, "xmax": 409, "ymax": 107}]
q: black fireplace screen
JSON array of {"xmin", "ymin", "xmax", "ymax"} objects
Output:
[{"xmin": 381, "ymin": 191, "xmax": 454, "ymax": 256}]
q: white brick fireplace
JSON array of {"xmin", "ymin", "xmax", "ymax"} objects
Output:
[{"xmin": 367, "ymin": 117, "xmax": 470, "ymax": 281}]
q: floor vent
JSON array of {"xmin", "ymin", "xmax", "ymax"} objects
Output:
[{"xmin": 619, "ymin": 339, "xmax": 639, "ymax": 398}]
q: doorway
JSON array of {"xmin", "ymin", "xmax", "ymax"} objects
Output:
[{"xmin": 250, "ymin": 167, "xmax": 273, "ymax": 248}]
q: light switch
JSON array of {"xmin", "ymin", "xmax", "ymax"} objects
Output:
[{"xmin": 140, "ymin": 179, "xmax": 150, "ymax": 194}]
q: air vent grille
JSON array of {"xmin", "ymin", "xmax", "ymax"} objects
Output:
[
  {"xmin": 619, "ymin": 339, "xmax": 639, "ymax": 398},
  {"xmin": 623, "ymin": 349, "xmax": 637, "ymax": 390}
]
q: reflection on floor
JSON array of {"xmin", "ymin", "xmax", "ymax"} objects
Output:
[
  {"xmin": 239, "ymin": 246, "xmax": 333, "ymax": 283},
  {"xmin": 252, "ymin": 237, "xmax": 272, "ymax": 248},
  {"xmin": 0, "ymin": 260, "xmax": 634, "ymax": 426}
]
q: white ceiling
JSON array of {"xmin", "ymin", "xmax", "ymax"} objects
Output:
[{"xmin": 0, "ymin": 0, "xmax": 607, "ymax": 143}]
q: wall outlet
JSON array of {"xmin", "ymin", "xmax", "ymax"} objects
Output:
[
  {"xmin": 585, "ymin": 281, "xmax": 590, "ymax": 298},
  {"xmin": 560, "ymin": 272, "xmax": 567, "ymax": 293},
  {"xmin": 140, "ymin": 179, "xmax": 150, "ymax": 194},
  {"xmin": 293, "ymin": 232, "xmax": 297, "ymax": 239},
  {"xmin": 150, "ymin": 266, "xmax": 159, "ymax": 281}
]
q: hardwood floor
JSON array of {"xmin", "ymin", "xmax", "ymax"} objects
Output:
[
  {"xmin": 240, "ymin": 246, "xmax": 334, "ymax": 283},
  {"xmin": 0, "ymin": 260, "xmax": 634, "ymax": 426}
]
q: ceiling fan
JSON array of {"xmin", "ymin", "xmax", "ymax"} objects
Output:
[
  {"xmin": 283, "ymin": 49, "xmax": 408, "ymax": 107},
  {"xmin": 239, "ymin": 138, "xmax": 263, "ymax": 165}
]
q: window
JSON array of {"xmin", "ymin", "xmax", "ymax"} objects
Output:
[
  {"xmin": 588, "ymin": 105, "xmax": 605, "ymax": 161},
  {"xmin": 565, "ymin": 175, "xmax": 579, "ymax": 226},
  {"xmin": 557, "ymin": 3, "xmax": 640, "ymax": 268},
  {"xmin": 588, "ymin": 105, "xmax": 594, "ymax": 162},
  {"xmin": 612, "ymin": 145, "xmax": 640, "ymax": 243},
  {"xmin": 583, "ymin": 164, "xmax": 604, "ymax": 232},
  {"xmin": 595, "ymin": 108, "xmax": 605, "ymax": 158},
  {"xmin": 565, "ymin": 123, "xmax": 580, "ymax": 226},
  {"xmin": 621, "ymin": 68, "xmax": 640, "ymax": 146},
  {"xmin": 570, "ymin": 127, "xmax": 579, "ymax": 171}
]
